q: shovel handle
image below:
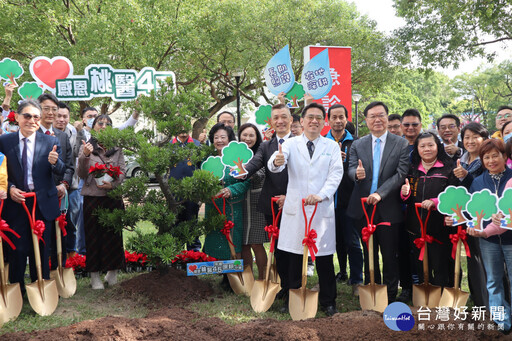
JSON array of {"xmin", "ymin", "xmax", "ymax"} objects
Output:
[{"xmin": 21, "ymin": 193, "xmax": 45, "ymax": 287}]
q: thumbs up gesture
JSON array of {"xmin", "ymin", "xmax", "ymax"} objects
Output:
[
  {"xmin": 356, "ymin": 159, "xmax": 366, "ymax": 180},
  {"xmin": 82, "ymin": 140, "xmax": 94, "ymax": 157},
  {"xmin": 198, "ymin": 129, "xmax": 207, "ymax": 144},
  {"xmin": 274, "ymin": 143, "xmax": 285, "ymax": 167},
  {"xmin": 401, "ymin": 178, "xmax": 411, "ymax": 197},
  {"xmin": 48, "ymin": 145, "xmax": 59, "ymax": 165},
  {"xmin": 453, "ymin": 159, "xmax": 468, "ymax": 179}
]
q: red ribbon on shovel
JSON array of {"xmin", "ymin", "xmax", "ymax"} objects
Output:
[
  {"xmin": 301, "ymin": 199, "xmax": 318, "ymax": 261},
  {"xmin": 56, "ymin": 213, "xmax": 67, "ymax": 236},
  {"xmin": 264, "ymin": 197, "xmax": 282, "ymax": 253},
  {"xmin": 360, "ymin": 198, "xmax": 390, "ymax": 249},
  {"xmin": 212, "ymin": 194, "xmax": 235, "ymax": 246},
  {"xmin": 449, "ymin": 228, "xmax": 471, "ymax": 260},
  {"xmin": 21, "ymin": 192, "xmax": 46, "ymax": 245},
  {"xmin": 413, "ymin": 203, "xmax": 442, "ymax": 261},
  {"xmin": 0, "ymin": 200, "xmax": 20, "ymax": 250}
]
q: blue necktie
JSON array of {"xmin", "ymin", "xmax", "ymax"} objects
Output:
[
  {"xmin": 307, "ymin": 141, "xmax": 314, "ymax": 158},
  {"xmin": 22, "ymin": 137, "xmax": 29, "ymax": 191},
  {"xmin": 370, "ymin": 138, "xmax": 381, "ymax": 193},
  {"xmin": 279, "ymin": 138, "xmax": 284, "ymax": 144}
]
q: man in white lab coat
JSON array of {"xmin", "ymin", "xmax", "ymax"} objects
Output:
[{"xmin": 268, "ymin": 102, "xmax": 343, "ymax": 316}]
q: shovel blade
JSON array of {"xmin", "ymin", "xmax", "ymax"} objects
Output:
[
  {"xmin": 269, "ymin": 263, "xmax": 281, "ymax": 286},
  {"xmin": 439, "ymin": 288, "xmax": 470, "ymax": 309},
  {"xmin": 413, "ymin": 283, "xmax": 442, "ymax": 308},
  {"xmin": 359, "ymin": 284, "xmax": 388, "ymax": 313},
  {"xmin": 50, "ymin": 268, "xmax": 77, "ymax": 298},
  {"xmin": 289, "ymin": 288, "xmax": 318, "ymax": 320},
  {"xmin": 0, "ymin": 282, "xmax": 23, "ymax": 325},
  {"xmin": 250, "ymin": 280, "xmax": 280, "ymax": 313},
  {"xmin": 227, "ymin": 266, "xmax": 254, "ymax": 296},
  {"xmin": 26, "ymin": 279, "xmax": 59, "ymax": 316}
]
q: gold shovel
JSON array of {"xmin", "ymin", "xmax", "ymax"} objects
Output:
[
  {"xmin": 22, "ymin": 193, "xmax": 59, "ymax": 316},
  {"xmin": 50, "ymin": 195, "xmax": 76, "ymax": 298},
  {"xmin": 358, "ymin": 198, "xmax": 388, "ymax": 313},
  {"xmin": 0, "ymin": 200, "xmax": 23, "ymax": 326},
  {"xmin": 439, "ymin": 225, "xmax": 470, "ymax": 308},
  {"xmin": 412, "ymin": 204, "xmax": 442, "ymax": 308},
  {"xmin": 289, "ymin": 200, "xmax": 319, "ymax": 321},
  {"xmin": 250, "ymin": 197, "xmax": 281, "ymax": 312}
]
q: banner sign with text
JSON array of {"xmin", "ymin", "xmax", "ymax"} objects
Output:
[{"xmin": 186, "ymin": 259, "xmax": 244, "ymax": 276}]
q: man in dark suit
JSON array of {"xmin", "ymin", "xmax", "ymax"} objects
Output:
[
  {"xmin": 243, "ymin": 103, "xmax": 293, "ymax": 309},
  {"xmin": 37, "ymin": 93, "xmax": 74, "ymax": 271},
  {"xmin": 0, "ymin": 100, "xmax": 65, "ymax": 293},
  {"xmin": 348, "ymin": 101, "xmax": 409, "ymax": 303}
]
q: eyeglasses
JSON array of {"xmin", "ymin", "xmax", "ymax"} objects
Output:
[
  {"xmin": 96, "ymin": 122, "xmax": 112, "ymax": 127},
  {"xmin": 388, "ymin": 124, "xmax": 401, "ymax": 129},
  {"xmin": 42, "ymin": 106, "xmax": 59, "ymax": 113},
  {"xmin": 497, "ymin": 113, "xmax": 511, "ymax": 120},
  {"xmin": 367, "ymin": 113, "xmax": 387, "ymax": 120},
  {"xmin": 439, "ymin": 124, "xmax": 457, "ymax": 130},
  {"xmin": 304, "ymin": 115, "xmax": 324, "ymax": 122},
  {"xmin": 220, "ymin": 120, "xmax": 234, "ymax": 125},
  {"xmin": 403, "ymin": 122, "xmax": 420, "ymax": 128},
  {"xmin": 20, "ymin": 113, "xmax": 41, "ymax": 121}
]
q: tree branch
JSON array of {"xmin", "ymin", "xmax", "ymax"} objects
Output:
[{"xmin": 463, "ymin": 36, "xmax": 512, "ymax": 48}]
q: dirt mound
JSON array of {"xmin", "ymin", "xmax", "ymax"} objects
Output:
[{"xmin": 121, "ymin": 267, "xmax": 214, "ymax": 307}]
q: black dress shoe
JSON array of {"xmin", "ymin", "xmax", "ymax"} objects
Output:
[
  {"xmin": 335, "ymin": 272, "xmax": 348, "ymax": 282},
  {"xmin": 396, "ymin": 288, "xmax": 412, "ymax": 303},
  {"xmin": 322, "ymin": 305, "xmax": 338, "ymax": 316}
]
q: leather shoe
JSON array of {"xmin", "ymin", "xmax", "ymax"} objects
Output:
[
  {"xmin": 335, "ymin": 272, "xmax": 348, "ymax": 282},
  {"xmin": 396, "ymin": 288, "xmax": 412, "ymax": 303},
  {"xmin": 322, "ymin": 305, "xmax": 338, "ymax": 316},
  {"xmin": 352, "ymin": 284, "xmax": 360, "ymax": 297}
]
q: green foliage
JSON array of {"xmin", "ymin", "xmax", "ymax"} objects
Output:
[
  {"xmin": 466, "ymin": 189, "xmax": 498, "ymax": 220},
  {"xmin": 437, "ymin": 186, "xmax": 471, "ymax": 219},
  {"xmin": 254, "ymin": 105, "xmax": 272, "ymax": 127},
  {"xmin": 18, "ymin": 82, "xmax": 43, "ymax": 100}
]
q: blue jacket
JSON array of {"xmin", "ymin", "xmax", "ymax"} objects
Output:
[
  {"xmin": 169, "ymin": 136, "xmax": 201, "ymax": 180},
  {"xmin": 469, "ymin": 167, "xmax": 512, "ymax": 244}
]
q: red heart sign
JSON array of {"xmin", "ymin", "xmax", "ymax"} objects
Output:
[
  {"xmin": 188, "ymin": 265, "xmax": 197, "ymax": 272},
  {"xmin": 29, "ymin": 56, "xmax": 73, "ymax": 90}
]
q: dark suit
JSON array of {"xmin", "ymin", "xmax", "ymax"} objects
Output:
[
  {"xmin": 348, "ymin": 132, "xmax": 409, "ymax": 300},
  {"xmin": 0, "ymin": 131, "xmax": 65, "ymax": 292},
  {"xmin": 39, "ymin": 127, "xmax": 75, "ymax": 270},
  {"xmin": 244, "ymin": 134, "xmax": 291, "ymax": 297}
]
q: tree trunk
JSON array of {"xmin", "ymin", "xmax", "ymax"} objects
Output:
[{"xmin": 192, "ymin": 117, "xmax": 209, "ymax": 140}]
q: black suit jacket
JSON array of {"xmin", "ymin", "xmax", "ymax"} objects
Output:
[
  {"xmin": 39, "ymin": 127, "xmax": 74, "ymax": 186},
  {"xmin": 0, "ymin": 131, "xmax": 66, "ymax": 222},
  {"xmin": 347, "ymin": 133, "xmax": 409, "ymax": 223},
  {"xmin": 244, "ymin": 135, "xmax": 291, "ymax": 216}
]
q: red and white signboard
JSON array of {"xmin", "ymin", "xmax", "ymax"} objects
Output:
[{"xmin": 304, "ymin": 46, "xmax": 352, "ymax": 135}]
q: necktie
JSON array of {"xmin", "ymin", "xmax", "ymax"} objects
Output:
[
  {"xmin": 22, "ymin": 137, "xmax": 29, "ymax": 191},
  {"xmin": 370, "ymin": 138, "xmax": 381, "ymax": 193},
  {"xmin": 45, "ymin": 130, "xmax": 51, "ymax": 135},
  {"xmin": 307, "ymin": 141, "xmax": 314, "ymax": 158},
  {"xmin": 279, "ymin": 138, "xmax": 284, "ymax": 145}
]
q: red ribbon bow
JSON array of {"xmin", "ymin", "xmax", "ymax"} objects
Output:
[
  {"xmin": 0, "ymin": 219, "xmax": 20, "ymax": 250},
  {"xmin": 362, "ymin": 224, "xmax": 376, "ymax": 248},
  {"xmin": 414, "ymin": 235, "xmax": 441, "ymax": 261},
  {"xmin": 449, "ymin": 229, "xmax": 471, "ymax": 260},
  {"xmin": 360, "ymin": 198, "xmax": 390, "ymax": 249},
  {"xmin": 220, "ymin": 220, "xmax": 234, "ymax": 246},
  {"xmin": 302, "ymin": 229, "xmax": 319, "ymax": 262},
  {"xmin": 265, "ymin": 224, "xmax": 280, "ymax": 252},
  {"xmin": 33, "ymin": 220, "xmax": 46, "ymax": 245},
  {"xmin": 56, "ymin": 213, "xmax": 67, "ymax": 236}
]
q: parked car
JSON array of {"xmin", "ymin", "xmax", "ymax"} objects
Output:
[{"xmin": 125, "ymin": 155, "xmax": 156, "ymax": 182}]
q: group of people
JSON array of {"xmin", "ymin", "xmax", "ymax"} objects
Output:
[
  {"xmin": 195, "ymin": 100, "xmax": 512, "ymax": 330},
  {"xmin": 0, "ymin": 84, "xmax": 138, "ymax": 293}
]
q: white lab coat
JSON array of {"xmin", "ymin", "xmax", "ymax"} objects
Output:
[{"xmin": 268, "ymin": 134, "xmax": 343, "ymax": 256}]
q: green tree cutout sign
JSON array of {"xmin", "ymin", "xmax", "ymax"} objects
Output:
[
  {"xmin": 285, "ymin": 82, "xmax": 305, "ymax": 108},
  {"xmin": 437, "ymin": 186, "xmax": 471, "ymax": 225},
  {"xmin": 18, "ymin": 82, "xmax": 43, "ymax": 100},
  {"xmin": 201, "ymin": 156, "xmax": 226, "ymax": 180},
  {"xmin": 498, "ymin": 188, "xmax": 512, "ymax": 229},
  {"xmin": 221, "ymin": 141, "xmax": 253, "ymax": 177},
  {"xmin": 0, "ymin": 58, "xmax": 23, "ymax": 86},
  {"xmin": 466, "ymin": 189, "xmax": 498, "ymax": 230},
  {"xmin": 255, "ymin": 105, "xmax": 272, "ymax": 128}
]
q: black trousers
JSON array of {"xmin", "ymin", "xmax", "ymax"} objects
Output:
[
  {"xmin": 265, "ymin": 214, "xmax": 288, "ymax": 294},
  {"xmin": 397, "ymin": 222, "xmax": 413, "ymax": 290},
  {"xmin": 357, "ymin": 215, "xmax": 400, "ymax": 300},
  {"xmin": 278, "ymin": 249, "xmax": 336, "ymax": 307}
]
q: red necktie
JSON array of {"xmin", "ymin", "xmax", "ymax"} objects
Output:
[{"xmin": 45, "ymin": 131, "xmax": 51, "ymax": 135}]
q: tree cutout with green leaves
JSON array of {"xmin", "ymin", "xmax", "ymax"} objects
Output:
[
  {"xmin": 255, "ymin": 105, "xmax": 272, "ymax": 128},
  {"xmin": 18, "ymin": 82, "xmax": 43, "ymax": 100},
  {"xmin": 466, "ymin": 189, "xmax": 498, "ymax": 230},
  {"xmin": 285, "ymin": 82, "xmax": 305, "ymax": 108},
  {"xmin": 201, "ymin": 156, "xmax": 226, "ymax": 180},
  {"xmin": 437, "ymin": 186, "xmax": 471, "ymax": 225},
  {"xmin": 221, "ymin": 141, "xmax": 254, "ymax": 176},
  {"xmin": 498, "ymin": 188, "xmax": 512, "ymax": 229},
  {"xmin": 0, "ymin": 58, "xmax": 23, "ymax": 86}
]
